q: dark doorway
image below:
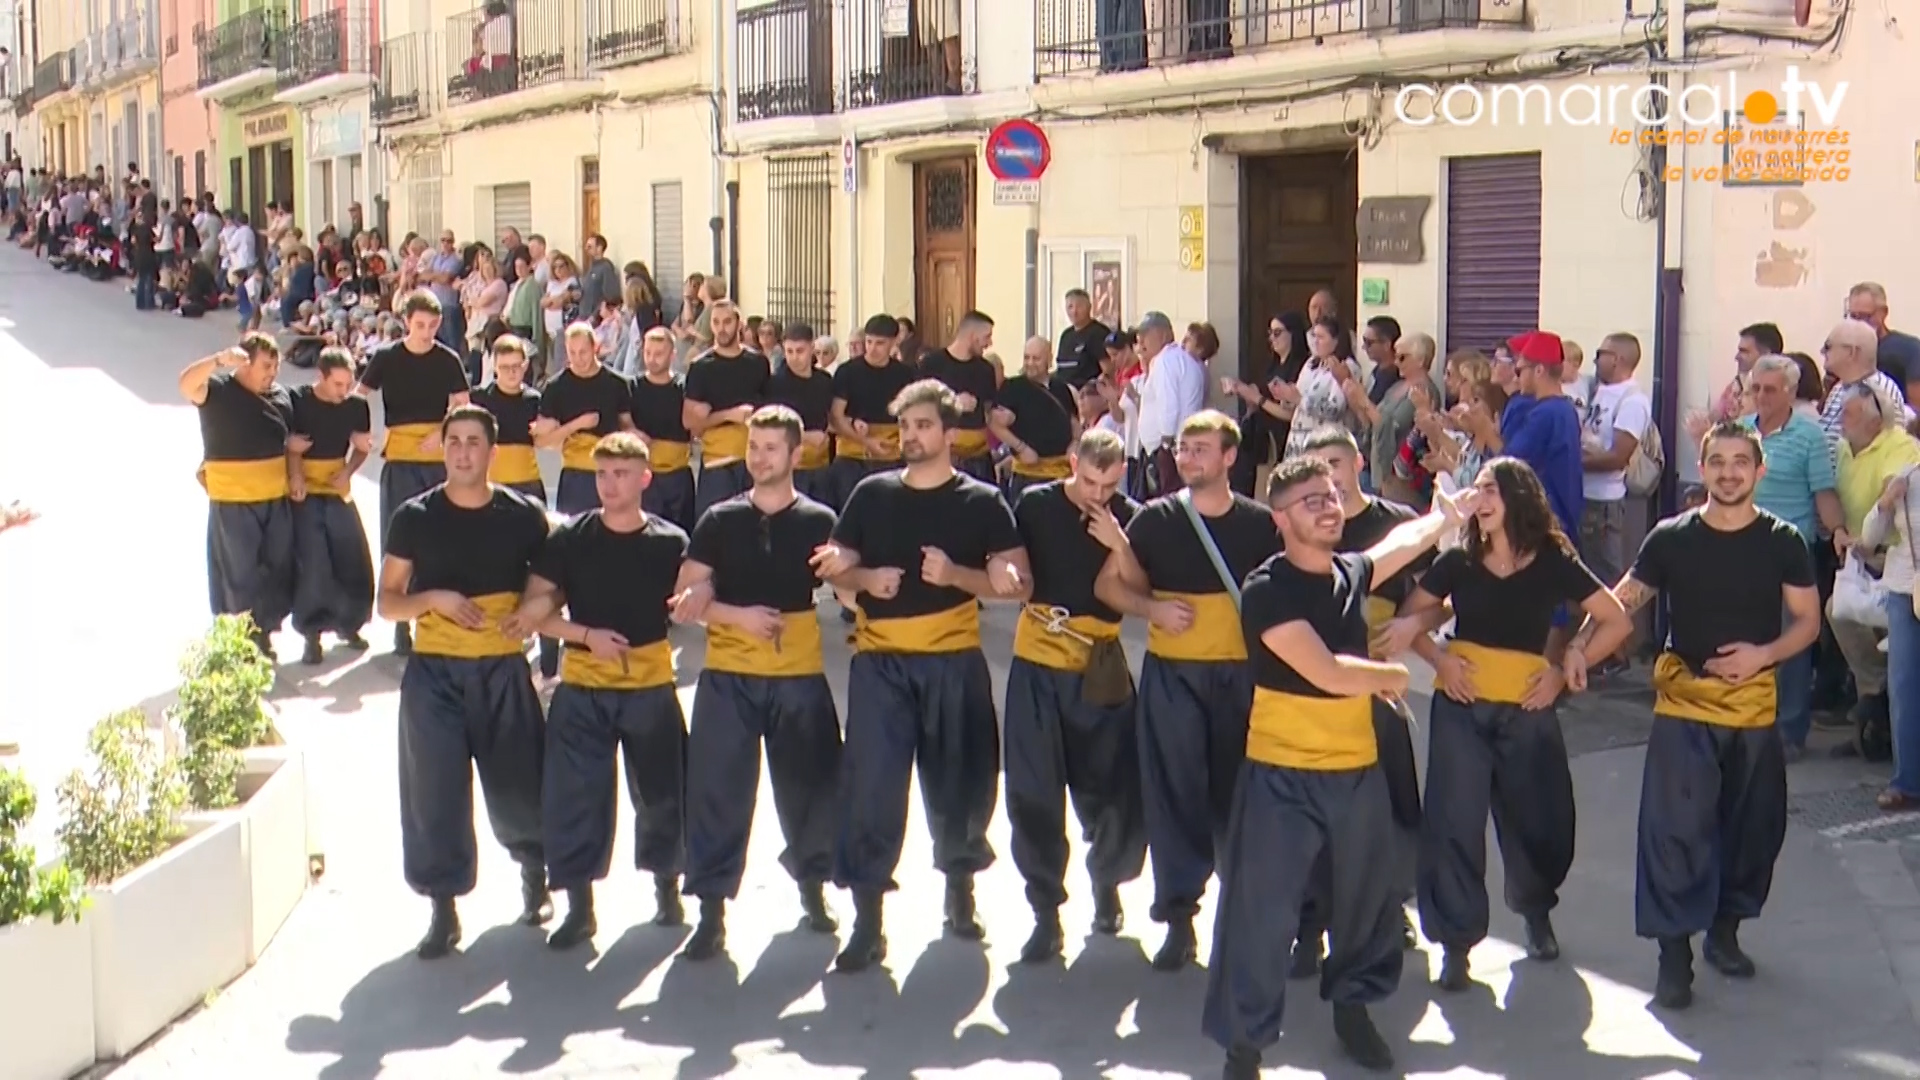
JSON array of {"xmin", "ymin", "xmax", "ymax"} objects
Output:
[
  {"xmin": 270, "ymin": 141, "xmax": 295, "ymax": 216},
  {"xmin": 911, "ymin": 156, "xmax": 976, "ymax": 346},
  {"xmin": 228, "ymin": 156, "xmax": 243, "ymax": 212},
  {"xmin": 1239, "ymin": 148, "xmax": 1359, "ymax": 382},
  {"xmin": 246, "ymin": 146, "xmax": 266, "ymax": 223}
]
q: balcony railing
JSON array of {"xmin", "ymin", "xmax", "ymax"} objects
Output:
[
  {"xmin": 114, "ymin": 8, "xmax": 162, "ymax": 66},
  {"xmin": 373, "ymin": 30, "xmax": 434, "ymax": 124},
  {"xmin": 33, "ymin": 50, "xmax": 77, "ymax": 97},
  {"xmin": 278, "ymin": 8, "xmax": 377, "ymax": 90},
  {"xmin": 1034, "ymin": 0, "xmax": 1504, "ymax": 76},
  {"xmin": 197, "ymin": 6, "xmax": 288, "ymax": 90},
  {"xmin": 846, "ymin": 0, "xmax": 974, "ymax": 108},
  {"xmin": 735, "ymin": 0, "xmax": 833, "ymax": 121},
  {"xmin": 586, "ymin": 0, "xmax": 686, "ymax": 69},
  {"xmin": 444, "ymin": 0, "xmax": 587, "ymax": 107}
]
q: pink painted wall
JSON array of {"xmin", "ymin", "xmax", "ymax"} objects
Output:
[{"xmin": 159, "ymin": 0, "xmax": 218, "ymax": 203}]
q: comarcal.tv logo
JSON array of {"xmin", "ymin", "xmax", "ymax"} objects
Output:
[{"xmin": 1394, "ymin": 68, "xmax": 1854, "ymax": 183}]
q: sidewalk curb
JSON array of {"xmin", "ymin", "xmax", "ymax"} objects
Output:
[{"xmin": 1838, "ymin": 840, "xmax": 1920, "ymax": 1032}]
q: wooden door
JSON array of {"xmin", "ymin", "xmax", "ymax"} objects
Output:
[
  {"xmin": 581, "ymin": 157, "xmax": 600, "ymax": 242},
  {"xmin": 245, "ymin": 146, "xmax": 267, "ymax": 225},
  {"xmin": 271, "ymin": 141, "xmax": 295, "ymax": 214},
  {"xmin": 912, "ymin": 157, "xmax": 975, "ymax": 345},
  {"xmin": 1240, "ymin": 149, "xmax": 1358, "ymax": 381}
]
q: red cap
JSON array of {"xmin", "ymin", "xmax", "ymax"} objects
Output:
[{"xmin": 1506, "ymin": 331, "xmax": 1564, "ymax": 365}]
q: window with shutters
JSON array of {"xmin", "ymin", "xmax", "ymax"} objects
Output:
[
  {"xmin": 408, "ymin": 151, "xmax": 444, "ymax": 241},
  {"xmin": 491, "ymin": 181, "xmax": 533, "ymax": 252},
  {"xmin": 651, "ymin": 181, "xmax": 685, "ymax": 322},
  {"xmin": 766, "ymin": 156, "xmax": 833, "ymax": 337},
  {"xmin": 1444, "ymin": 153, "xmax": 1542, "ymax": 357}
]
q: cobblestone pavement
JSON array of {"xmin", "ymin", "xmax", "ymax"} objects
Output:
[{"xmin": 7, "ymin": 254, "xmax": 1920, "ymax": 1079}]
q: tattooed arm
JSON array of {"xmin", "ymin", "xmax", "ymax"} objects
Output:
[{"xmin": 1568, "ymin": 573, "xmax": 1653, "ymax": 670}]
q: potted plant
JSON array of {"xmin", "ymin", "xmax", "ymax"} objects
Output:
[
  {"xmin": 0, "ymin": 766, "xmax": 93, "ymax": 1080},
  {"xmin": 59, "ymin": 708, "xmax": 250, "ymax": 1062}
]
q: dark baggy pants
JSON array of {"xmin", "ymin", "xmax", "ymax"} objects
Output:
[
  {"xmin": 684, "ymin": 672, "xmax": 842, "ymax": 899},
  {"xmin": 555, "ymin": 468, "xmax": 601, "ymax": 517},
  {"xmin": 1635, "ymin": 715, "xmax": 1788, "ymax": 939},
  {"xmin": 1003, "ymin": 657, "xmax": 1148, "ymax": 909},
  {"xmin": 694, "ymin": 460, "xmax": 750, "ymax": 521},
  {"xmin": 1137, "ymin": 656, "xmax": 1251, "ymax": 922},
  {"xmin": 291, "ymin": 495, "xmax": 374, "ymax": 639},
  {"xmin": 378, "ymin": 461, "xmax": 445, "ymax": 553},
  {"xmin": 397, "ymin": 654, "xmax": 546, "ymax": 898},
  {"xmin": 208, "ymin": 498, "xmax": 296, "ymax": 634},
  {"xmin": 544, "ymin": 682, "xmax": 688, "ymax": 889},
  {"xmin": 504, "ymin": 478, "xmax": 561, "ymax": 679},
  {"xmin": 827, "ymin": 457, "xmax": 899, "ymax": 513},
  {"xmin": 834, "ymin": 649, "xmax": 999, "ymax": 891},
  {"xmin": 1203, "ymin": 763, "xmax": 1405, "ymax": 1053},
  {"xmin": 1301, "ymin": 701, "xmax": 1421, "ymax": 939},
  {"xmin": 1417, "ymin": 695, "xmax": 1577, "ymax": 948},
  {"xmin": 794, "ymin": 467, "xmax": 831, "ymax": 507},
  {"xmin": 643, "ymin": 468, "xmax": 696, "ymax": 533}
]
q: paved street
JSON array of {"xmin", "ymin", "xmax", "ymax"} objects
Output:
[{"xmin": 6, "ymin": 250, "xmax": 1920, "ymax": 1079}]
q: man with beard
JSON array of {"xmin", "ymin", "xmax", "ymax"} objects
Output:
[
  {"xmin": 287, "ymin": 347, "xmax": 375, "ymax": 664},
  {"xmin": 378, "ymin": 404, "xmax": 551, "ymax": 959},
  {"xmin": 827, "ymin": 314, "xmax": 918, "ymax": 510},
  {"xmin": 629, "ymin": 325, "xmax": 697, "ymax": 531},
  {"xmin": 472, "ymin": 334, "xmax": 559, "ymax": 679},
  {"xmin": 684, "ymin": 300, "xmax": 769, "ymax": 518},
  {"xmin": 1567, "ymin": 421, "xmax": 1819, "ymax": 1009},
  {"xmin": 534, "ymin": 322, "xmax": 635, "ymax": 515},
  {"xmin": 918, "ymin": 311, "xmax": 1002, "ymax": 484},
  {"xmin": 1003, "ymin": 427, "xmax": 1147, "ymax": 962},
  {"xmin": 810, "ymin": 379, "xmax": 1029, "ymax": 971},
  {"xmin": 357, "ymin": 290, "xmax": 471, "ymax": 654},
  {"xmin": 676, "ymin": 405, "xmax": 843, "ymax": 960},
  {"xmin": 1093, "ymin": 410, "xmax": 1280, "ymax": 971},
  {"xmin": 989, "ymin": 336, "xmax": 1080, "ymax": 503},
  {"xmin": 181, "ymin": 332, "xmax": 299, "ymax": 659},
  {"xmin": 1205, "ymin": 455, "xmax": 1467, "ymax": 1077},
  {"xmin": 767, "ymin": 323, "xmax": 836, "ymax": 504},
  {"xmin": 504, "ymin": 432, "xmax": 703, "ymax": 948}
]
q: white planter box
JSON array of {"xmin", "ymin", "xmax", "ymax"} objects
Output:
[
  {"xmin": 88, "ymin": 815, "xmax": 250, "ymax": 1061},
  {"xmin": 227, "ymin": 746, "xmax": 311, "ymax": 962},
  {"xmin": 0, "ymin": 914, "xmax": 95, "ymax": 1080}
]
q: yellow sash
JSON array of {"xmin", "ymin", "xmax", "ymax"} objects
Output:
[
  {"xmin": 299, "ymin": 457, "xmax": 353, "ymax": 499},
  {"xmin": 383, "ymin": 422, "xmax": 442, "ymax": 465},
  {"xmin": 1446, "ymin": 640, "xmax": 1551, "ymax": 706},
  {"xmin": 489, "ymin": 444, "xmax": 541, "ymax": 486},
  {"xmin": 1146, "ymin": 590, "xmax": 1246, "ymax": 662},
  {"xmin": 700, "ymin": 421, "xmax": 748, "ymax": 464},
  {"xmin": 414, "ymin": 592, "xmax": 527, "ymax": 659},
  {"xmin": 855, "ymin": 602, "xmax": 981, "ymax": 654},
  {"xmin": 200, "ymin": 458, "xmax": 290, "ymax": 503},
  {"xmin": 1363, "ymin": 596, "xmax": 1396, "ymax": 634},
  {"xmin": 1653, "ymin": 651, "xmax": 1777, "ymax": 729},
  {"xmin": 560, "ymin": 637, "xmax": 675, "ymax": 690},
  {"xmin": 1245, "ymin": 687, "xmax": 1378, "ymax": 771},
  {"xmin": 648, "ymin": 439, "xmax": 691, "ymax": 473},
  {"xmin": 951, "ymin": 428, "xmax": 991, "ymax": 459},
  {"xmin": 1011, "ymin": 606, "xmax": 1121, "ymax": 672},
  {"xmin": 706, "ymin": 612, "xmax": 825, "ymax": 677},
  {"xmin": 1011, "ymin": 455, "xmax": 1072, "ymax": 480},
  {"xmin": 561, "ymin": 431, "xmax": 600, "ymax": 473},
  {"xmin": 835, "ymin": 423, "xmax": 901, "ymax": 462},
  {"xmin": 799, "ymin": 439, "xmax": 831, "ymax": 471}
]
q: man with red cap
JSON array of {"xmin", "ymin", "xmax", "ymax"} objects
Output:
[{"xmin": 1487, "ymin": 330, "xmax": 1584, "ymax": 539}]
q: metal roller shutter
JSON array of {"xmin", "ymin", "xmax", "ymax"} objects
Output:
[
  {"xmin": 1444, "ymin": 153, "xmax": 1542, "ymax": 357},
  {"xmin": 491, "ymin": 181, "xmax": 533, "ymax": 252},
  {"xmin": 652, "ymin": 181, "xmax": 685, "ymax": 322}
]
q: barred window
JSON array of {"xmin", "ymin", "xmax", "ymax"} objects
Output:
[{"xmin": 765, "ymin": 155, "xmax": 833, "ymax": 337}]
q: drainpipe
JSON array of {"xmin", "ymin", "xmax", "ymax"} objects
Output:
[
  {"xmin": 726, "ymin": 179, "xmax": 739, "ymax": 292},
  {"xmin": 710, "ymin": 0, "xmax": 729, "ymax": 281},
  {"xmin": 1650, "ymin": 0, "xmax": 1686, "ymax": 646}
]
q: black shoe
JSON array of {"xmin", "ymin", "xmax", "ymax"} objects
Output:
[
  {"xmin": 393, "ymin": 623, "xmax": 413, "ymax": 656},
  {"xmin": 653, "ymin": 873, "xmax": 685, "ymax": 927},
  {"xmin": 1151, "ymin": 919, "xmax": 1197, "ymax": 972},
  {"xmin": 1332, "ymin": 1003, "xmax": 1394, "ymax": 1071},
  {"xmin": 1850, "ymin": 691, "xmax": 1891, "ymax": 727},
  {"xmin": 546, "ymin": 888, "xmax": 596, "ymax": 950},
  {"xmin": 519, "ymin": 865, "xmax": 553, "ymax": 926},
  {"xmin": 1020, "ymin": 908, "xmax": 1065, "ymax": 963},
  {"xmin": 1090, "ymin": 886, "xmax": 1123, "ymax": 935},
  {"xmin": 1654, "ymin": 937, "xmax": 1694, "ymax": 1009},
  {"xmin": 1223, "ymin": 1045, "xmax": 1262, "ymax": 1080},
  {"xmin": 1703, "ymin": 917, "xmax": 1756, "ymax": 978},
  {"xmin": 799, "ymin": 879, "xmax": 838, "ymax": 934},
  {"xmin": 1524, "ymin": 913, "xmax": 1560, "ymax": 961},
  {"xmin": 682, "ymin": 897, "xmax": 727, "ymax": 961},
  {"xmin": 943, "ymin": 873, "xmax": 984, "ymax": 940},
  {"xmin": 1402, "ymin": 910, "xmax": 1419, "ymax": 951},
  {"xmin": 417, "ymin": 897, "xmax": 461, "ymax": 960},
  {"xmin": 835, "ymin": 888, "xmax": 887, "ymax": 973},
  {"xmin": 300, "ymin": 636, "xmax": 324, "ymax": 665},
  {"xmin": 1289, "ymin": 933, "xmax": 1324, "ymax": 980},
  {"xmin": 339, "ymin": 633, "xmax": 370, "ymax": 651},
  {"xmin": 251, "ymin": 630, "xmax": 277, "ymax": 663},
  {"xmin": 1437, "ymin": 947, "xmax": 1472, "ymax": 991}
]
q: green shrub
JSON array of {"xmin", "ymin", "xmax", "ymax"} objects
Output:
[
  {"xmin": 0, "ymin": 767, "xmax": 85, "ymax": 926},
  {"xmin": 56, "ymin": 710, "xmax": 190, "ymax": 887},
  {"xmin": 170, "ymin": 614, "xmax": 276, "ymax": 809}
]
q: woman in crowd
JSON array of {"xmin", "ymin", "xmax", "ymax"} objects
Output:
[
  {"xmin": 540, "ymin": 252, "xmax": 582, "ymax": 377},
  {"xmin": 505, "ymin": 249, "xmax": 545, "ymax": 366},
  {"xmin": 460, "ymin": 245, "xmax": 510, "ymax": 383},
  {"xmin": 1865, "ymin": 454, "xmax": 1920, "ymax": 810},
  {"xmin": 623, "ymin": 261, "xmax": 663, "ymax": 334},
  {"xmin": 1350, "ymin": 332, "xmax": 1442, "ymax": 507},
  {"xmin": 1281, "ymin": 316, "xmax": 1363, "ymax": 460}
]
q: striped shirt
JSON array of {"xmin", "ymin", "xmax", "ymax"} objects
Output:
[
  {"xmin": 1821, "ymin": 370, "xmax": 1909, "ymax": 458},
  {"xmin": 1744, "ymin": 410, "xmax": 1835, "ymax": 541}
]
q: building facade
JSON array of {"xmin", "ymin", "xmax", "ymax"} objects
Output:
[
  {"xmin": 79, "ymin": 0, "xmax": 164, "ymax": 182},
  {"xmin": 160, "ymin": 0, "xmax": 216, "ymax": 201},
  {"xmin": 196, "ymin": 0, "xmax": 301, "ymax": 224},
  {"xmin": 27, "ymin": 0, "xmax": 85, "ymax": 174},
  {"xmin": 273, "ymin": 0, "xmax": 376, "ymax": 236}
]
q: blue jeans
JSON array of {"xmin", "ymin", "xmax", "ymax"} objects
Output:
[
  {"xmin": 1776, "ymin": 632, "xmax": 1815, "ymax": 749},
  {"xmin": 1885, "ymin": 592, "xmax": 1920, "ymax": 796},
  {"xmin": 134, "ymin": 267, "xmax": 156, "ymax": 310}
]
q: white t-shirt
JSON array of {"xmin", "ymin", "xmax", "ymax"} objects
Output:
[{"xmin": 1582, "ymin": 379, "xmax": 1651, "ymax": 502}]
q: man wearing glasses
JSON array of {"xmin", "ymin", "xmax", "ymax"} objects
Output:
[{"xmin": 1848, "ymin": 281, "xmax": 1920, "ymax": 389}]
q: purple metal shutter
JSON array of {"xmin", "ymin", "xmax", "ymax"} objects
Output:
[{"xmin": 1444, "ymin": 153, "xmax": 1542, "ymax": 358}]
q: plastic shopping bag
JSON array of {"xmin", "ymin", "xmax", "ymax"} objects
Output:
[{"xmin": 1833, "ymin": 554, "xmax": 1889, "ymax": 630}]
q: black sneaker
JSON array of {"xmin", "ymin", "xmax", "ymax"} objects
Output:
[
  {"xmin": 682, "ymin": 897, "xmax": 727, "ymax": 961},
  {"xmin": 1524, "ymin": 913, "xmax": 1560, "ymax": 961},
  {"xmin": 1091, "ymin": 886, "xmax": 1123, "ymax": 935},
  {"xmin": 300, "ymin": 636, "xmax": 324, "ymax": 665},
  {"xmin": 417, "ymin": 897, "xmax": 461, "ymax": 960},
  {"xmin": 1703, "ymin": 917, "xmax": 1755, "ymax": 978},
  {"xmin": 943, "ymin": 874, "xmax": 984, "ymax": 940},
  {"xmin": 1654, "ymin": 937, "xmax": 1694, "ymax": 1009},
  {"xmin": 547, "ymin": 888, "xmax": 595, "ymax": 950},
  {"xmin": 835, "ymin": 889, "xmax": 887, "ymax": 973},
  {"xmin": 1152, "ymin": 919, "xmax": 1196, "ymax": 972},
  {"xmin": 1019, "ymin": 908, "xmax": 1064, "ymax": 963},
  {"xmin": 1437, "ymin": 947, "xmax": 1471, "ymax": 991}
]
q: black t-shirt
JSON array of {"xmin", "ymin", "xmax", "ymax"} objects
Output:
[
  {"xmin": 768, "ymin": 363, "xmax": 835, "ymax": 433},
  {"xmin": 1015, "ymin": 480, "xmax": 1137, "ymax": 621},
  {"xmin": 1057, "ymin": 321, "xmax": 1112, "ymax": 388},
  {"xmin": 831, "ymin": 472, "xmax": 1022, "ymax": 619},
  {"xmin": 1125, "ymin": 494, "xmax": 1281, "ymax": 595},
  {"xmin": 386, "ymin": 486, "xmax": 549, "ymax": 596},
  {"xmin": 1631, "ymin": 508, "xmax": 1815, "ymax": 673},
  {"xmin": 683, "ymin": 349, "xmax": 770, "ymax": 413},
  {"xmin": 532, "ymin": 510, "xmax": 688, "ymax": 647},
  {"xmin": 832, "ymin": 358, "xmax": 919, "ymax": 426},
  {"xmin": 289, "ymin": 386, "xmax": 372, "ymax": 460},
  {"xmin": 688, "ymin": 494, "xmax": 837, "ymax": 613},
  {"xmin": 917, "ymin": 350, "xmax": 999, "ymax": 430},
  {"xmin": 472, "ymin": 383, "xmax": 541, "ymax": 447},
  {"xmin": 997, "ymin": 374, "xmax": 1077, "ymax": 458},
  {"xmin": 1242, "ymin": 552, "xmax": 1376, "ymax": 697},
  {"xmin": 198, "ymin": 372, "xmax": 294, "ymax": 461},
  {"xmin": 1418, "ymin": 542, "xmax": 1602, "ymax": 653},
  {"xmin": 1335, "ymin": 497, "xmax": 1430, "ymax": 606},
  {"xmin": 629, "ymin": 374, "xmax": 690, "ymax": 442},
  {"xmin": 538, "ymin": 366, "xmax": 632, "ymax": 436},
  {"xmin": 359, "ymin": 339, "xmax": 469, "ymax": 427}
]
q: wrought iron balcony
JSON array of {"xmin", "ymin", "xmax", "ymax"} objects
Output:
[
  {"xmin": 33, "ymin": 50, "xmax": 77, "ymax": 98},
  {"xmin": 373, "ymin": 31, "xmax": 434, "ymax": 124},
  {"xmin": 846, "ymin": 0, "xmax": 975, "ymax": 108},
  {"xmin": 197, "ymin": 6, "xmax": 288, "ymax": 91},
  {"xmin": 1033, "ymin": 0, "xmax": 1513, "ymax": 77},
  {"xmin": 445, "ymin": 0, "xmax": 587, "ymax": 107},
  {"xmin": 277, "ymin": 8, "xmax": 377, "ymax": 91},
  {"xmin": 735, "ymin": 0, "xmax": 833, "ymax": 121},
  {"xmin": 586, "ymin": 0, "xmax": 687, "ymax": 69}
]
